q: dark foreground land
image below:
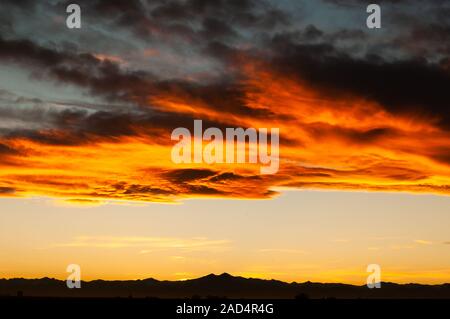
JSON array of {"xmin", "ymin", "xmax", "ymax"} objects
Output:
[
  {"xmin": 1, "ymin": 273, "xmax": 450, "ymax": 317},
  {"xmin": 2, "ymin": 273, "xmax": 450, "ymax": 299}
]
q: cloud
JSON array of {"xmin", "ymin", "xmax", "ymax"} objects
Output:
[
  {"xmin": 258, "ymin": 248, "xmax": 306, "ymax": 254},
  {"xmin": 164, "ymin": 168, "xmax": 217, "ymax": 182},
  {"xmin": 0, "ymin": 143, "xmax": 19, "ymax": 156},
  {"xmin": 55, "ymin": 235, "xmax": 232, "ymax": 252},
  {"xmin": 414, "ymin": 239, "xmax": 433, "ymax": 245},
  {"xmin": 266, "ymin": 40, "xmax": 450, "ymax": 130},
  {"xmin": 0, "ymin": 186, "xmax": 15, "ymax": 195},
  {"xmin": 0, "ymin": 1, "xmax": 449, "ymax": 202}
]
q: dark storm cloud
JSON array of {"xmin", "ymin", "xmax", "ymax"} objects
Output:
[
  {"xmin": 392, "ymin": 24, "xmax": 450, "ymax": 56},
  {"xmin": 0, "ymin": 35, "xmax": 73, "ymax": 66},
  {"xmin": 53, "ymin": 0, "xmax": 288, "ymax": 46},
  {"xmin": 266, "ymin": 37, "xmax": 450, "ymax": 130},
  {"xmin": 201, "ymin": 28, "xmax": 450, "ymax": 131},
  {"xmin": 0, "ymin": 142, "xmax": 19, "ymax": 156},
  {"xmin": 0, "ymin": 0, "xmax": 449, "ymax": 200},
  {"xmin": 0, "ymin": 140, "xmax": 22, "ymax": 166},
  {"xmin": 162, "ymin": 169, "xmax": 264, "ymax": 190},
  {"xmin": 429, "ymin": 148, "xmax": 450, "ymax": 167},
  {"xmin": 267, "ymin": 25, "xmax": 325, "ymax": 46},
  {"xmin": 0, "ymin": 19, "xmax": 12, "ymax": 34},
  {"xmin": 305, "ymin": 123, "xmax": 399, "ymax": 144},
  {"xmin": 0, "ymin": 35, "xmax": 170, "ymax": 99},
  {"xmin": 149, "ymin": 0, "xmax": 289, "ymax": 28},
  {"xmin": 155, "ymin": 78, "xmax": 289, "ymax": 119},
  {"xmin": 121, "ymin": 184, "xmax": 173, "ymax": 196},
  {"xmin": 0, "ymin": 186, "xmax": 15, "ymax": 194},
  {"xmin": 285, "ymin": 161, "xmax": 430, "ymax": 181},
  {"xmin": 0, "ymin": 35, "xmax": 159, "ymax": 107},
  {"xmin": 2, "ymin": 0, "xmax": 450, "ymax": 134},
  {"xmin": 0, "ymin": 84, "xmax": 262, "ymax": 147},
  {"xmin": 265, "ymin": 25, "xmax": 366, "ymax": 56},
  {"xmin": 327, "ymin": 29, "xmax": 367, "ymax": 42},
  {"xmin": 164, "ymin": 169, "xmax": 217, "ymax": 183},
  {"xmin": 185, "ymin": 184, "xmax": 224, "ymax": 195},
  {"xmin": 161, "ymin": 169, "xmax": 230, "ymax": 196},
  {"xmin": 0, "ymin": 0, "xmax": 37, "ymax": 11},
  {"xmin": 201, "ymin": 18, "xmax": 238, "ymax": 40},
  {"xmin": 0, "ymin": 34, "xmax": 294, "ymax": 130},
  {"xmin": 0, "ymin": 37, "xmax": 144, "ymax": 104},
  {"xmin": 208, "ymin": 172, "xmax": 263, "ymax": 183},
  {"xmin": 0, "ymin": 109, "xmax": 221, "ymax": 146},
  {"xmin": 0, "ymin": 108, "xmax": 142, "ymax": 145},
  {"xmin": 2, "ymin": 10, "xmax": 449, "ymax": 150}
]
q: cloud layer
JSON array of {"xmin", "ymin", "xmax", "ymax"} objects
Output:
[{"xmin": 0, "ymin": 0, "xmax": 449, "ymax": 202}]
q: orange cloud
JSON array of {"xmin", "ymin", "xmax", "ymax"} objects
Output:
[{"xmin": 0, "ymin": 59, "xmax": 449, "ymax": 202}]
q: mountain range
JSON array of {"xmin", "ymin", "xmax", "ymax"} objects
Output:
[{"xmin": 1, "ymin": 273, "xmax": 450, "ymax": 299}]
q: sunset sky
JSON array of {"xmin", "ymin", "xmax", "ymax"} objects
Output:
[{"xmin": 0, "ymin": 0, "xmax": 449, "ymax": 284}]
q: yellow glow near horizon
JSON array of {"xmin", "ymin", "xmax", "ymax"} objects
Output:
[{"xmin": 1, "ymin": 191, "xmax": 449, "ymax": 284}]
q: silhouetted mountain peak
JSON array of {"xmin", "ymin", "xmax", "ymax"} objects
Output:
[
  {"xmin": 1, "ymin": 275, "xmax": 449, "ymax": 299},
  {"xmin": 200, "ymin": 273, "xmax": 234, "ymax": 281},
  {"xmin": 141, "ymin": 278, "xmax": 159, "ymax": 283}
]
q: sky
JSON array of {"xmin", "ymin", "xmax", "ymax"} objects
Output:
[
  {"xmin": 1, "ymin": 191, "xmax": 450, "ymax": 284},
  {"xmin": 0, "ymin": 0, "xmax": 449, "ymax": 284}
]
